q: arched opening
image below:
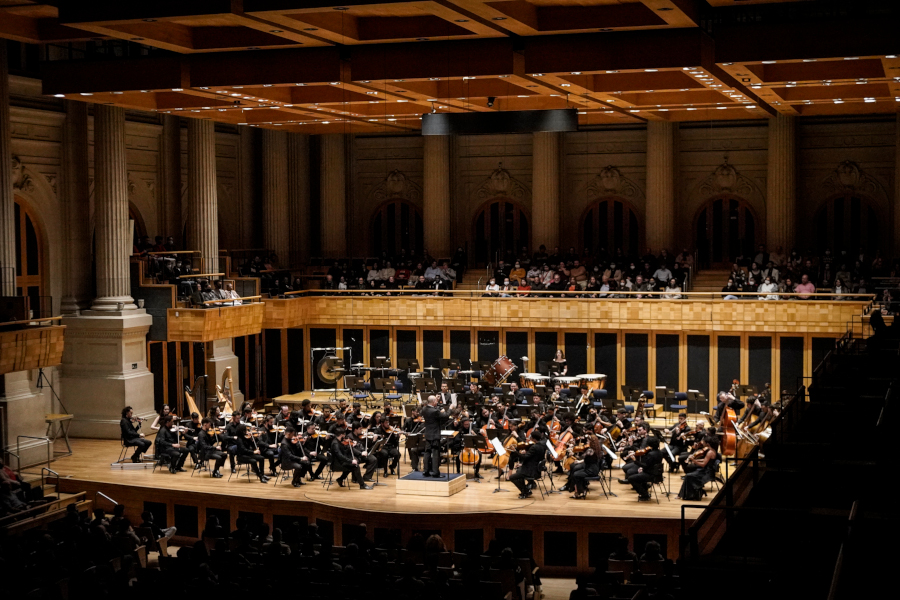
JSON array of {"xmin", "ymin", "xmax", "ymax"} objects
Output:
[
  {"xmin": 371, "ymin": 199, "xmax": 423, "ymax": 259},
  {"xmin": 813, "ymin": 193, "xmax": 879, "ymax": 255},
  {"xmin": 695, "ymin": 195, "xmax": 757, "ymax": 268},
  {"xmin": 473, "ymin": 198, "xmax": 529, "ymax": 265},
  {"xmin": 581, "ymin": 197, "xmax": 641, "ymax": 258},
  {"xmin": 13, "ymin": 196, "xmax": 45, "ymax": 311},
  {"xmin": 129, "ymin": 202, "xmax": 147, "ymax": 243}
]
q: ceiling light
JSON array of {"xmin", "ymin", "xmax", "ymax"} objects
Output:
[
  {"xmin": 658, "ymin": 108, "xmax": 668, "ymax": 111},
  {"xmin": 560, "ymin": 84, "xmax": 570, "ymax": 87},
  {"xmin": 52, "ymin": 93, "xmax": 65, "ymax": 98},
  {"xmin": 571, "ymin": 72, "xmax": 582, "ymax": 75},
  {"xmin": 201, "ymin": 106, "xmax": 210, "ymax": 110},
  {"xmin": 682, "ymin": 67, "xmax": 692, "ymax": 70},
  {"xmin": 517, "ymin": 95, "xmax": 527, "ymax": 98},
  {"xmin": 844, "ymin": 57, "xmax": 858, "ymax": 60},
  {"xmin": 629, "ymin": 110, "xmax": 640, "ymax": 113},
  {"xmin": 644, "ymin": 69, "xmax": 658, "ymax": 72},
  {"xmin": 492, "ymin": 17, "xmax": 506, "ymax": 20},
  {"xmin": 397, "ymin": 100, "xmax": 407, "ymax": 103},
  {"xmin": 723, "ymin": 62, "xmax": 733, "ymax": 66},
  {"xmin": 802, "ymin": 59, "xmax": 817, "ymax": 62},
  {"xmin": 834, "ymin": 99, "xmax": 844, "ymax": 104},
  {"xmin": 606, "ymin": 70, "xmax": 618, "ymax": 73},
  {"xmin": 80, "ymin": 93, "xmax": 92, "ymax": 96},
  {"xmin": 218, "ymin": 109, "xmax": 226, "ymax": 112},
  {"xmin": 762, "ymin": 60, "xmax": 776, "ymax": 64},
  {"xmin": 887, "ymin": 55, "xmax": 898, "ymax": 59},
  {"xmin": 263, "ymin": 84, "xmax": 273, "ymax": 87},
  {"xmin": 394, "ymin": 79, "xmax": 404, "ymax": 82},
  {"xmin": 172, "ymin": 88, "xmax": 183, "ymax": 91},
  {"xmin": 367, "ymin": 91, "xmax": 378, "ymax": 95},
  {"xmin": 388, "ymin": 118, "xmax": 397, "ymax": 121},
  {"xmin": 334, "ymin": 6, "xmax": 348, "ymax": 10},
  {"xmin": 270, "ymin": 29, "xmax": 283, "ymax": 33},
  {"xmin": 687, "ymin": 107, "xmax": 697, "ymax": 111},
  {"xmin": 429, "ymin": 77, "xmax": 440, "ymax": 81},
  {"xmin": 455, "ymin": 19, "xmax": 469, "ymax": 23},
  {"xmin": 864, "ymin": 98, "xmax": 876, "ymax": 103},
  {"xmin": 532, "ymin": 73, "xmax": 543, "ymax": 77},
  {"xmin": 499, "ymin": 75, "xmax": 510, "ymax": 78}
]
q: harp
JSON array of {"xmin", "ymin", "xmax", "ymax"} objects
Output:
[
  {"xmin": 217, "ymin": 367, "xmax": 235, "ymax": 415},
  {"xmin": 183, "ymin": 381, "xmax": 201, "ymax": 418}
]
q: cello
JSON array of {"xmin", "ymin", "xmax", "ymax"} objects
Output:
[{"xmin": 720, "ymin": 405, "xmax": 738, "ymax": 457}]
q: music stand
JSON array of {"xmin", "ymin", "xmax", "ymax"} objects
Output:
[
  {"xmin": 374, "ymin": 378, "xmax": 394, "ymax": 402},
  {"xmin": 685, "ymin": 390, "xmax": 706, "ymax": 416},
  {"xmin": 736, "ymin": 385, "xmax": 757, "ymax": 398},
  {"xmin": 537, "ymin": 361, "xmax": 550, "ymax": 376},
  {"xmin": 372, "ymin": 357, "xmax": 391, "ymax": 379},
  {"xmin": 485, "ymin": 429, "xmax": 509, "ymax": 493},
  {"xmin": 405, "ymin": 432, "xmax": 425, "ymax": 471},
  {"xmin": 414, "ymin": 378, "xmax": 434, "ymax": 403},
  {"xmin": 451, "ymin": 380, "xmax": 466, "ymax": 394}
]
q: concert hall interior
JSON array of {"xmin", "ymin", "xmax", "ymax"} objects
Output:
[{"xmin": 1, "ymin": 1, "xmax": 899, "ymax": 599}]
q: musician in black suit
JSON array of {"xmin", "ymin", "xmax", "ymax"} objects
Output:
[
  {"xmin": 120, "ymin": 406, "xmax": 150, "ymax": 463},
  {"xmin": 509, "ymin": 429, "xmax": 546, "ymax": 499},
  {"xmin": 626, "ymin": 437, "xmax": 664, "ymax": 501},
  {"xmin": 184, "ymin": 412, "xmax": 202, "ymax": 466},
  {"xmin": 617, "ymin": 423, "xmax": 651, "ymax": 482},
  {"xmin": 236, "ymin": 425, "xmax": 269, "ymax": 483},
  {"xmin": 223, "ymin": 412, "xmax": 243, "ymax": 471},
  {"xmin": 349, "ymin": 423, "xmax": 378, "ymax": 482},
  {"xmin": 155, "ymin": 415, "xmax": 189, "ymax": 474},
  {"xmin": 438, "ymin": 382, "xmax": 455, "ymax": 408},
  {"xmin": 329, "ymin": 428, "xmax": 372, "ymax": 489},
  {"xmin": 279, "ymin": 426, "xmax": 310, "ymax": 487},
  {"xmin": 421, "ymin": 395, "xmax": 449, "ymax": 478},
  {"xmin": 196, "ymin": 418, "xmax": 226, "ymax": 478},
  {"xmin": 376, "ymin": 420, "xmax": 401, "ymax": 476},
  {"xmin": 403, "ymin": 409, "xmax": 424, "ymax": 471},
  {"xmin": 301, "ymin": 422, "xmax": 329, "ymax": 480}
]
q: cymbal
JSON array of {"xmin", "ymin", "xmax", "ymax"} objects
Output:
[
  {"xmin": 424, "ymin": 366, "xmax": 440, "ymax": 371},
  {"xmin": 351, "ymin": 362, "xmax": 366, "ymax": 367},
  {"xmin": 457, "ymin": 370, "xmax": 477, "ymax": 374}
]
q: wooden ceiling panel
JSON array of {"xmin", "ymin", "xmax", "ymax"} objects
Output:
[
  {"xmin": 581, "ymin": 71, "xmax": 703, "ymax": 93},
  {"xmin": 769, "ymin": 83, "xmax": 891, "ymax": 102},
  {"xmin": 751, "ymin": 60, "xmax": 886, "ymax": 84}
]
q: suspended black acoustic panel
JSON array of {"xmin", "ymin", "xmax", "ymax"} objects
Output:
[{"xmin": 421, "ymin": 109, "xmax": 578, "ymax": 135}]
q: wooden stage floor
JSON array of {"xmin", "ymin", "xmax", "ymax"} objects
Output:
[{"xmin": 50, "ymin": 439, "xmax": 712, "ymax": 568}]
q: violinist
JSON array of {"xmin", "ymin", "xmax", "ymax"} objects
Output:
[
  {"xmin": 677, "ymin": 436, "xmax": 719, "ymax": 501},
  {"xmin": 563, "ymin": 434, "xmax": 601, "ymax": 499},
  {"xmin": 223, "ymin": 412, "xmax": 243, "ymax": 471},
  {"xmin": 327, "ymin": 412, "xmax": 347, "ymax": 435},
  {"xmin": 677, "ymin": 423, "xmax": 708, "ymax": 473},
  {"xmin": 197, "ymin": 417, "xmax": 226, "ymax": 478},
  {"xmin": 337, "ymin": 398, "xmax": 350, "ymax": 415},
  {"xmin": 382, "ymin": 401, "xmax": 395, "ymax": 419},
  {"xmin": 330, "ymin": 428, "xmax": 372, "ymax": 489},
  {"xmin": 236, "ymin": 424, "xmax": 269, "ymax": 483},
  {"xmin": 626, "ymin": 437, "xmax": 663, "ymax": 501},
  {"xmin": 301, "ymin": 422, "xmax": 329, "ymax": 480},
  {"xmin": 275, "ymin": 404, "xmax": 292, "ymax": 426},
  {"xmin": 184, "ymin": 412, "xmax": 202, "ymax": 466},
  {"xmin": 466, "ymin": 382, "xmax": 483, "ymax": 405},
  {"xmin": 316, "ymin": 406, "xmax": 336, "ymax": 428},
  {"xmin": 348, "ymin": 402, "xmax": 365, "ymax": 427},
  {"xmin": 348, "ymin": 423, "xmax": 378, "ymax": 483},
  {"xmin": 617, "ymin": 423, "xmax": 650, "ymax": 484},
  {"xmin": 662, "ymin": 413, "xmax": 690, "ymax": 472},
  {"xmin": 120, "ymin": 406, "xmax": 150, "ymax": 463},
  {"xmin": 510, "ymin": 429, "xmax": 546, "ymax": 499},
  {"xmin": 206, "ymin": 406, "xmax": 224, "ymax": 427},
  {"xmin": 299, "ymin": 399, "xmax": 316, "ymax": 423},
  {"xmin": 240, "ymin": 406, "xmax": 255, "ymax": 425},
  {"xmin": 403, "ymin": 408, "xmax": 424, "ymax": 471},
  {"xmin": 155, "ymin": 415, "xmax": 189, "ymax": 474},
  {"xmin": 259, "ymin": 415, "xmax": 280, "ymax": 476},
  {"xmin": 376, "ymin": 420, "xmax": 401, "ymax": 477},
  {"xmin": 150, "ymin": 404, "xmax": 176, "ymax": 431},
  {"xmin": 279, "ymin": 426, "xmax": 310, "ymax": 487}
]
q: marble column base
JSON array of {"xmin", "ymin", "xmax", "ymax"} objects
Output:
[
  {"xmin": 89, "ymin": 296, "xmax": 138, "ymax": 312},
  {"xmin": 204, "ymin": 338, "xmax": 244, "ymax": 412},
  {"xmin": 60, "ymin": 311, "xmax": 154, "ymax": 439}
]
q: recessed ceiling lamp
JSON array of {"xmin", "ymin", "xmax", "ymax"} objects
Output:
[
  {"xmin": 270, "ymin": 30, "xmax": 283, "ymax": 33},
  {"xmin": 864, "ymin": 98, "xmax": 876, "ymax": 102},
  {"xmin": 844, "ymin": 57, "xmax": 859, "ymax": 60},
  {"xmin": 53, "ymin": 94, "xmax": 64, "ymax": 98},
  {"xmin": 571, "ymin": 72, "xmax": 582, "ymax": 75},
  {"xmin": 172, "ymin": 88, "xmax": 183, "ymax": 91},
  {"xmin": 644, "ymin": 69, "xmax": 658, "ymax": 72},
  {"xmin": 887, "ymin": 55, "xmax": 898, "ymax": 58},
  {"xmin": 834, "ymin": 99, "xmax": 844, "ymax": 103},
  {"xmin": 492, "ymin": 17, "xmax": 506, "ymax": 20},
  {"xmin": 263, "ymin": 84, "xmax": 273, "ymax": 87},
  {"xmin": 560, "ymin": 84, "xmax": 571, "ymax": 87},
  {"xmin": 762, "ymin": 60, "xmax": 776, "ymax": 64},
  {"xmin": 80, "ymin": 93, "xmax": 92, "ymax": 96},
  {"xmin": 802, "ymin": 59, "xmax": 817, "ymax": 62}
]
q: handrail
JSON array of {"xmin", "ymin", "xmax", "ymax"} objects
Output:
[
  {"xmin": 15, "ymin": 435, "xmax": 52, "ymax": 477},
  {"xmin": 41, "ymin": 467, "xmax": 61, "ymax": 500},
  {"xmin": 178, "ymin": 272, "xmax": 225, "ymax": 279},
  {"xmin": 0, "ymin": 316, "xmax": 64, "ymax": 327},
  {"xmin": 146, "ymin": 250, "xmax": 199, "ymax": 256},
  {"xmin": 260, "ymin": 288, "xmax": 877, "ymax": 300},
  {"xmin": 95, "ymin": 491, "xmax": 117, "ymax": 507},
  {"xmin": 199, "ymin": 295, "xmax": 262, "ymax": 306},
  {"xmin": 0, "ymin": 491, "xmax": 86, "ymax": 528}
]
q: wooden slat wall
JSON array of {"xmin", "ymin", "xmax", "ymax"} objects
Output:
[
  {"xmin": 0, "ymin": 325, "xmax": 66, "ymax": 375},
  {"xmin": 167, "ymin": 303, "xmax": 265, "ymax": 343}
]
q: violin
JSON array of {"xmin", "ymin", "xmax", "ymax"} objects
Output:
[{"xmin": 687, "ymin": 447, "xmax": 708, "ymax": 464}]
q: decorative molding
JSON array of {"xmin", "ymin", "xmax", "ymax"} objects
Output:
[
  {"xmin": 585, "ymin": 165, "xmax": 644, "ymax": 203},
  {"xmin": 696, "ymin": 158, "xmax": 760, "ymax": 199},
  {"xmin": 11, "ymin": 155, "xmax": 34, "ymax": 193},
  {"xmin": 44, "ymin": 174, "xmax": 57, "ymax": 196},
  {"xmin": 367, "ymin": 169, "xmax": 422, "ymax": 205},
  {"xmin": 821, "ymin": 160, "xmax": 881, "ymax": 197},
  {"xmin": 473, "ymin": 164, "xmax": 530, "ymax": 203}
]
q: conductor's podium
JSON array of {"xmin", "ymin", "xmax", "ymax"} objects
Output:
[{"xmin": 396, "ymin": 471, "xmax": 466, "ymax": 497}]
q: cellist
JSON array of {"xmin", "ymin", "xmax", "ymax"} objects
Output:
[{"xmin": 452, "ymin": 415, "xmax": 482, "ymax": 480}]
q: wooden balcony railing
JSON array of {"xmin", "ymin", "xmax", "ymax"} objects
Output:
[
  {"xmin": 0, "ymin": 317, "xmax": 65, "ymax": 375},
  {"xmin": 166, "ymin": 297, "xmax": 264, "ymax": 342}
]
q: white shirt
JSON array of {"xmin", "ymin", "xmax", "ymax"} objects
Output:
[
  {"xmin": 424, "ymin": 266, "xmax": 442, "ymax": 280},
  {"xmin": 759, "ymin": 282, "xmax": 779, "ymax": 300}
]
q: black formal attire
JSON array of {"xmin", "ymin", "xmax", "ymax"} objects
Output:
[
  {"xmin": 280, "ymin": 438, "xmax": 310, "ymax": 485},
  {"xmin": 155, "ymin": 427, "xmax": 189, "ymax": 471},
  {"xmin": 258, "ymin": 427, "xmax": 279, "ymax": 473},
  {"xmin": 665, "ymin": 426, "xmax": 688, "ymax": 471},
  {"xmin": 509, "ymin": 442, "xmax": 546, "ymax": 495},
  {"xmin": 452, "ymin": 423, "xmax": 481, "ymax": 477},
  {"xmin": 330, "ymin": 439, "xmax": 366, "ymax": 488},
  {"xmin": 349, "ymin": 433, "xmax": 378, "ymax": 481},
  {"xmin": 274, "ymin": 412, "xmax": 292, "ymax": 427},
  {"xmin": 438, "ymin": 391, "xmax": 455, "ymax": 408},
  {"xmin": 236, "ymin": 434, "xmax": 266, "ymax": 479},
  {"xmin": 376, "ymin": 428, "xmax": 401, "ymax": 474},
  {"xmin": 678, "ymin": 452, "xmax": 719, "ymax": 500},
  {"xmin": 301, "ymin": 433, "xmax": 329, "ymax": 478},
  {"xmin": 223, "ymin": 420, "xmax": 243, "ymax": 470},
  {"xmin": 567, "ymin": 451, "xmax": 600, "ymax": 495},
  {"xmin": 184, "ymin": 420, "xmax": 201, "ymax": 464},
  {"xmin": 403, "ymin": 417, "xmax": 424, "ymax": 471},
  {"xmin": 620, "ymin": 436, "xmax": 650, "ymax": 477},
  {"xmin": 197, "ymin": 429, "xmax": 226, "ymax": 473},
  {"xmin": 421, "ymin": 405, "xmax": 448, "ymax": 477},
  {"xmin": 120, "ymin": 417, "xmax": 151, "ymax": 461},
  {"xmin": 626, "ymin": 449, "xmax": 663, "ymax": 499}
]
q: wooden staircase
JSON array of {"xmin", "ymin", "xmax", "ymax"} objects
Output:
[{"xmin": 691, "ymin": 268, "xmax": 730, "ymax": 293}]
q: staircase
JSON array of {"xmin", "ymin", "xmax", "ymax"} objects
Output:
[
  {"xmin": 690, "ymin": 268, "xmax": 730, "ymax": 292},
  {"xmin": 456, "ymin": 267, "xmax": 490, "ymax": 291}
]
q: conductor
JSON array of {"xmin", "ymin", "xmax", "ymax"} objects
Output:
[{"xmin": 421, "ymin": 394, "xmax": 448, "ymax": 478}]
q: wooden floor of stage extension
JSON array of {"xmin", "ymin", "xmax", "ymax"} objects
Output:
[{"xmin": 51, "ymin": 439, "xmax": 712, "ymax": 571}]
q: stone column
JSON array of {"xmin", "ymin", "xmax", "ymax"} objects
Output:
[
  {"xmin": 320, "ymin": 134, "xmax": 347, "ymax": 258},
  {"xmin": 766, "ymin": 114, "xmax": 796, "ymax": 254},
  {"xmin": 159, "ymin": 115, "xmax": 181, "ymax": 247},
  {"xmin": 0, "ymin": 42, "xmax": 15, "ymax": 295},
  {"xmin": 287, "ymin": 134, "xmax": 311, "ymax": 265},
  {"xmin": 60, "ymin": 102, "xmax": 92, "ymax": 314},
  {"xmin": 645, "ymin": 121, "xmax": 676, "ymax": 253},
  {"xmin": 424, "ymin": 134, "xmax": 452, "ymax": 258},
  {"xmin": 187, "ymin": 119, "xmax": 219, "ymax": 274},
  {"xmin": 531, "ymin": 131, "xmax": 560, "ymax": 251},
  {"xmin": 894, "ymin": 115, "xmax": 900, "ymax": 259},
  {"xmin": 91, "ymin": 105, "xmax": 136, "ymax": 311},
  {"xmin": 262, "ymin": 129, "xmax": 290, "ymax": 263}
]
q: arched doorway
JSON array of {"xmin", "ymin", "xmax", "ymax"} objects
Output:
[
  {"xmin": 695, "ymin": 195, "xmax": 757, "ymax": 268},
  {"xmin": 473, "ymin": 199, "xmax": 529, "ymax": 265},
  {"xmin": 12, "ymin": 197, "xmax": 44, "ymax": 311},
  {"xmin": 813, "ymin": 194, "xmax": 879, "ymax": 254},
  {"xmin": 371, "ymin": 199, "xmax": 423, "ymax": 259},
  {"xmin": 581, "ymin": 197, "xmax": 641, "ymax": 258}
]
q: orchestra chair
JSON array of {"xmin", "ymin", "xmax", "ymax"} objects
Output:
[
  {"xmin": 228, "ymin": 455, "xmax": 256, "ymax": 483},
  {"xmin": 274, "ymin": 462, "xmax": 294, "ymax": 487},
  {"xmin": 641, "ymin": 390, "xmax": 657, "ymax": 419},
  {"xmin": 583, "ymin": 475, "xmax": 608, "ymax": 500},
  {"xmin": 151, "ymin": 452, "xmax": 172, "ymax": 474},
  {"xmin": 669, "ymin": 392, "xmax": 689, "ymax": 421},
  {"xmin": 321, "ymin": 454, "xmax": 355, "ymax": 491},
  {"xmin": 607, "ymin": 558, "xmax": 635, "ymax": 583},
  {"xmin": 190, "ymin": 455, "xmax": 211, "ymax": 478},
  {"xmin": 117, "ymin": 438, "xmax": 129, "ymax": 463},
  {"xmin": 591, "ymin": 389, "xmax": 608, "ymax": 402},
  {"xmin": 385, "ymin": 380, "xmax": 403, "ymax": 403}
]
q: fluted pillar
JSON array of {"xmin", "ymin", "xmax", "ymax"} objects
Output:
[
  {"xmin": 320, "ymin": 134, "xmax": 347, "ymax": 258},
  {"xmin": 424, "ymin": 134, "xmax": 451, "ymax": 258},
  {"xmin": 531, "ymin": 131, "xmax": 560, "ymax": 251},
  {"xmin": 287, "ymin": 134, "xmax": 311, "ymax": 265},
  {"xmin": 159, "ymin": 115, "xmax": 182, "ymax": 247},
  {"xmin": 0, "ymin": 42, "xmax": 15, "ymax": 296},
  {"xmin": 894, "ymin": 115, "xmax": 900, "ymax": 259},
  {"xmin": 91, "ymin": 105, "xmax": 135, "ymax": 311},
  {"xmin": 766, "ymin": 114, "xmax": 796, "ymax": 253},
  {"xmin": 262, "ymin": 129, "xmax": 290, "ymax": 263},
  {"xmin": 60, "ymin": 101, "xmax": 92, "ymax": 314},
  {"xmin": 187, "ymin": 119, "xmax": 219, "ymax": 273},
  {"xmin": 645, "ymin": 121, "xmax": 676, "ymax": 253}
]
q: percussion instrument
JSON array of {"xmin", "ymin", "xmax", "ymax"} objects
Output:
[
  {"xmin": 519, "ymin": 373, "xmax": 546, "ymax": 389},
  {"xmin": 485, "ymin": 355, "xmax": 517, "ymax": 385},
  {"xmin": 577, "ymin": 373, "xmax": 607, "ymax": 390},
  {"xmin": 553, "ymin": 376, "xmax": 580, "ymax": 386}
]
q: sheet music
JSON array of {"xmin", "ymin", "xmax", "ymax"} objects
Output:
[
  {"xmin": 545, "ymin": 440, "xmax": 558, "ymax": 460},
  {"xmin": 440, "ymin": 430, "xmax": 458, "ymax": 436},
  {"xmin": 602, "ymin": 444, "xmax": 618, "ymax": 460},
  {"xmin": 663, "ymin": 442, "xmax": 675, "ymax": 463},
  {"xmin": 490, "ymin": 437, "xmax": 506, "ymax": 455}
]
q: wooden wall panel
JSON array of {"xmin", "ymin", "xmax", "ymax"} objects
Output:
[
  {"xmin": 167, "ymin": 303, "xmax": 264, "ymax": 342},
  {"xmin": 0, "ymin": 325, "xmax": 66, "ymax": 375}
]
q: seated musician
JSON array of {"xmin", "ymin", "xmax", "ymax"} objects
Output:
[
  {"xmin": 382, "ymin": 402, "xmax": 395, "ymax": 419},
  {"xmin": 299, "ymin": 399, "xmax": 316, "ymax": 423},
  {"xmin": 337, "ymin": 398, "xmax": 350, "ymax": 415},
  {"xmin": 279, "ymin": 426, "xmax": 310, "ymax": 487},
  {"xmin": 197, "ymin": 417, "xmax": 226, "ymax": 478},
  {"xmin": 712, "ymin": 391, "xmax": 744, "ymax": 424},
  {"xmin": 206, "ymin": 406, "xmax": 224, "ymax": 427},
  {"xmin": 348, "ymin": 403, "xmax": 365, "ymax": 427},
  {"xmin": 451, "ymin": 415, "xmax": 481, "ymax": 479},
  {"xmin": 120, "ymin": 406, "xmax": 151, "ymax": 463},
  {"xmin": 677, "ymin": 423, "xmax": 709, "ymax": 473},
  {"xmin": 330, "ymin": 428, "xmax": 373, "ymax": 489},
  {"xmin": 316, "ymin": 406, "xmax": 336, "ymax": 428},
  {"xmin": 300, "ymin": 422, "xmax": 329, "ymax": 480},
  {"xmin": 617, "ymin": 423, "xmax": 651, "ymax": 484},
  {"xmin": 663, "ymin": 413, "xmax": 690, "ymax": 472},
  {"xmin": 677, "ymin": 436, "xmax": 720, "ymax": 500},
  {"xmin": 348, "ymin": 423, "xmax": 378, "ymax": 483},
  {"xmin": 155, "ymin": 415, "xmax": 189, "ymax": 474},
  {"xmin": 274, "ymin": 404, "xmax": 292, "ymax": 426},
  {"xmin": 403, "ymin": 408, "xmax": 425, "ymax": 471},
  {"xmin": 475, "ymin": 406, "xmax": 493, "ymax": 430},
  {"xmin": 738, "ymin": 393, "xmax": 764, "ymax": 425},
  {"xmin": 510, "ymin": 430, "xmax": 547, "ymax": 499},
  {"xmin": 438, "ymin": 382, "xmax": 455, "ymax": 408},
  {"xmin": 327, "ymin": 412, "xmax": 348, "ymax": 435},
  {"xmin": 574, "ymin": 385, "xmax": 592, "ymax": 419},
  {"xmin": 563, "ymin": 435, "xmax": 601, "ymax": 499},
  {"xmin": 223, "ymin": 412, "xmax": 243, "ymax": 471},
  {"xmin": 626, "ymin": 437, "xmax": 664, "ymax": 501},
  {"xmin": 508, "ymin": 381, "xmax": 526, "ymax": 404},
  {"xmin": 259, "ymin": 415, "xmax": 280, "ymax": 476},
  {"xmin": 150, "ymin": 404, "xmax": 176, "ymax": 431},
  {"xmin": 184, "ymin": 412, "xmax": 202, "ymax": 466},
  {"xmin": 240, "ymin": 406, "xmax": 255, "ymax": 425},
  {"xmin": 466, "ymin": 381, "xmax": 483, "ymax": 404},
  {"xmin": 375, "ymin": 420, "xmax": 401, "ymax": 477},
  {"xmin": 235, "ymin": 424, "xmax": 269, "ymax": 483}
]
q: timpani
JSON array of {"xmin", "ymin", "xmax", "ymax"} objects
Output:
[
  {"xmin": 520, "ymin": 373, "xmax": 548, "ymax": 389},
  {"xmin": 577, "ymin": 373, "xmax": 607, "ymax": 390}
]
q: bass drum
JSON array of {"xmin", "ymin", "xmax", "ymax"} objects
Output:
[{"xmin": 485, "ymin": 355, "xmax": 517, "ymax": 385}]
